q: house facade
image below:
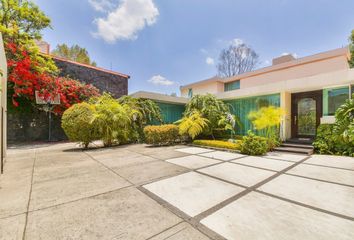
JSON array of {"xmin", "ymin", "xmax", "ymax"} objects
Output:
[{"xmin": 180, "ymin": 47, "xmax": 354, "ymax": 141}]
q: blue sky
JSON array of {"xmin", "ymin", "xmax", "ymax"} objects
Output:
[{"xmin": 35, "ymin": 0, "xmax": 354, "ymax": 95}]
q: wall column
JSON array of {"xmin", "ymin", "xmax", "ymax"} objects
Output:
[{"xmin": 280, "ymin": 91, "xmax": 291, "ymax": 141}]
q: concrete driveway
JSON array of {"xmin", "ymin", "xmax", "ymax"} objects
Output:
[{"xmin": 0, "ymin": 143, "xmax": 353, "ymax": 239}]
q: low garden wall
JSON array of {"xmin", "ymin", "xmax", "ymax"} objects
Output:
[{"xmin": 7, "ymin": 110, "xmax": 67, "ymax": 143}]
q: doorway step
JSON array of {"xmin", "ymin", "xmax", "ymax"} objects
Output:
[{"xmin": 274, "ymin": 140, "xmax": 314, "ymax": 155}]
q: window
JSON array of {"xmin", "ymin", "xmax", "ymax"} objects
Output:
[
  {"xmin": 323, "ymin": 86, "xmax": 350, "ymax": 116},
  {"xmin": 188, "ymin": 88, "xmax": 193, "ymax": 98},
  {"xmin": 224, "ymin": 80, "xmax": 240, "ymax": 92}
]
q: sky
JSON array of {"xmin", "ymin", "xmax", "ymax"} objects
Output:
[{"xmin": 34, "ymin": 0, "xmax": 354, "ymax": 95}]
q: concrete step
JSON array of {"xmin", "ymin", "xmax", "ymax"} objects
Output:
[
  {"xmin": 274, "ymin": 146, "xmax": 314, "ymax": 155},
  {"xmin": 286, "ymin": 138, "xmax": 313, "ymax": 145},
  {"xmin": 281, "ymin": 143, "xmax": 314, "ymax": 149}
]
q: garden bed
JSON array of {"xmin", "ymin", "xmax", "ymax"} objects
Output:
[{"xmin": 192, "ymin": 139, "xmax": 241, "ymax": 152}]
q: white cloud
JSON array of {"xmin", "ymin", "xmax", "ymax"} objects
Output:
[
  {"xmin": 148, "ymin": 75, "xmax": 174, "ymax": 86},
  {"xmin": 93, "ymin": 0, "xmax": 159, "ymax": 43},
  {"xmin": 231, "ymin": 38, "xmax": 244, "ymax": 46},
  {"xmin": 89, "ymin": 0, "xmax": 116, "ymax": 12},
  {"xmin": 206, "ymin": 57, "xmax": 215, "ymax": 65}
]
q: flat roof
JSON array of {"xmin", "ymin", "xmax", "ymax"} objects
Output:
[
  {"xmin": 181, "ymin": 47, "xmax": 350, "ymax": 89},
  {"xmin": 130, "ymin": 91, "xmax": 188, "ymax": 104}
]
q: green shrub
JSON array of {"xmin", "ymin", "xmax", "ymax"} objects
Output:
[
  {"xmin": 193, "ymin": 139, "xmax": 241, "ymax": 150},
  {"xmin": 313, "ymin": 124, "xmax": 354, "ymax": 156},
  {"xmin": 61, "ymin": 102, "xmax": 98, "ymax": 148},
  {"xmin": 240, "ymin": 131, "xmax": 268, "ymax": 155},
  {"xmin": 144, "ymin": 124, "xmax": 179, "ymax": 145},
  {"xmin": 90, "ymin": 93, "xmax": 131, "ymax": 147}
]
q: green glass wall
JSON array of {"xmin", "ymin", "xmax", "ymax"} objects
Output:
[
  {"xmin": 323, "ymin": 86, "xmax": 350, "ymax": 116},
  {"xmin": 156, "ymin": 102, "xmax": 185, "ymax": 123},
  {"xmin": 224, "ymin": 93, "xmax": 281, "ymax": 135}
]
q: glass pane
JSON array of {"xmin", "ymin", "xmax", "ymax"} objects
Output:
[
  {"xmin": 297, "ymin": 98, "xmax": 316, "ymax": 136},
  {"xmin": 323, "ymin": 87, "xmax": 349, "ymax": 116},
  {"xmin": 224, "ymin": 80, "xmax": 240, "ymax": 92}
]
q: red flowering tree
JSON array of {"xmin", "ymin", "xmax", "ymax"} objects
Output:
[{"xmin": 6, "ymin": 42, "xmax": 100, "ymax": 114}]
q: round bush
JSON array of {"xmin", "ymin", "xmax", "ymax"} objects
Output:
[
  {"xmin": 240, "ymin": 131, "xmax": 268, "ymax": 155},
  {"xmin": 61, "ymin": 102, "xmax": 98, "ymax": 148}
]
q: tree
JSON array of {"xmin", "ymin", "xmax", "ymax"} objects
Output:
[
  {"xmin": 349, "ymin": 30, "xmax": 354, "ymax": 68},
  {"xmin": 217, "ymin": 42, "xmax": 259, "ymax": 77},
  {"xmin": 184, "ymin": 94, "xmax": 237, "ymax": 138},
  {"xmin": 0, "ymin": 0, "xmax": 51, "ymax": 42},
  {"xmin": 51, "ymin": 44, "xmax": 97, "ymax": 66},
  {"xmin": 1, "ymin": 0, "xmax": 57, "ymax": 75}
]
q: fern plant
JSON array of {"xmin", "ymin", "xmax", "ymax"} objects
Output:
[
  {"xmin": 175, "ymin": 111, "xmax": 209, "ymax": 139},
  {"xmin": 91, "ymin": 93, "xmax": 131, "ymax": 146}
]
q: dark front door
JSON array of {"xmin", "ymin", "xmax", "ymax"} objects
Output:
[{"xmin": 291, "ymin": 90, "xmax": 322, "ymax": 139}]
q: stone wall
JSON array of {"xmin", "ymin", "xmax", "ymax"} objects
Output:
[
  {"xmin": 7, "ymin": 110, "xmax": 67, "ymax": 143},
  {"xmin": 54, "ymin": 58, "xmax": 129, "ymax": 98},
  {"xmin": 7, "ymin": 58, "xmax": 129, "ymax": 143}
]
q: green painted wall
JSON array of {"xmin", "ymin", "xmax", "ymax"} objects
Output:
[
  {"xmin": 155, "ymin": 102, "xmax": 185, "ymax": 123},
  {"xmin": 224, "ymin": 93, "xmax": 281, "ymax": 135}
]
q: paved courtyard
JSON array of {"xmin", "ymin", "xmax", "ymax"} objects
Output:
[{"xmin": 0, "ymin": 143, "xmax": 354, "ymax": 239}]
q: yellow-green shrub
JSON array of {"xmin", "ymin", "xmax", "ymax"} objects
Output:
[
  {"xmin": 193, "ymin": 139, "xmax": 241, "ymax": 150},
  {"xmin": 144, "ymin": 124, "xmax": 179, "ymax": 145},
  {"xmin": 61, "ymin": 102, "xmax": 98, "ymax": 148},
  {"xmin": 240, "ymin": 131, "xmax": 268, "ymax": 155}
]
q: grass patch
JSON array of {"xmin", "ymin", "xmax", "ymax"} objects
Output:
[{"xmin": 193, "ymin": 139, "xmax": 241, "ymax": 150}]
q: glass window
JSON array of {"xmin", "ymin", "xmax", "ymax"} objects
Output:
[
  {"xmin": 323, "ymin": 86, "xmax": 349, "ymax": 116},
  {"xmin": 188, "ymin": 88, "xmax": 193, "ymax": 98},
  {"xmin": 224, "ymin": 80, "xmax": 240, "ymax": 92}
]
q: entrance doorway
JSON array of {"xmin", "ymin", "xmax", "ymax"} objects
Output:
[{"xmin": 291, "ymin": 90, "xmax": 322, "ymax": 140}]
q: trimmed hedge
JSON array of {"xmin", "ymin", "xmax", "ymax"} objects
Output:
[
  {"xmin": 144, "ymin": 124, "xmax": 179, "ymax": 145},
  {"xmin": 193, "ymin": 139, "xmax": 241, "ymax": 150},
  {"xmin": 61, "ymin": 102, "xmax": 98, "ymax": 148}
]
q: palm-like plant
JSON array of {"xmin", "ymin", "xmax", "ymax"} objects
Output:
[
  {"xmin": 334, "ymin": 96, "xmax": 354, "ymax": 142},
  {"xmin": 175, "ymin": 111, "xmax": 209, "ymax": 139},
  {"xmin": 184, "ymin": 94, "xmax": 230, "ymax": 137},
  {"xmin": 119, "ymin": 96, "xmax": 162, "ymax": 125},
  {"xmin": 91, "ymin": 93, "xmax": 131, "ymax": 146}
]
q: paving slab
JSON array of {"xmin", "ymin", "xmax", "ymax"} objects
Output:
[
  {"xmin": 265, "ymin": 152, "xmax": 307, "ymax": 162},
  {"xmin": 149, "ymin": 222, "xmax": 210, "ymax": 240},
  {"xmin": 258, "ymin": 174, "xmax": 354, "ymax": 218},
  {"xmin": 33, "ymin": 158, "xmax": 101, "ymax": 184},
  {"xmin": 0, "ymin": 158, "xmax": 33, "ymax": 218},
  {"xmin": 287, "ymin": 164, "xmax": 354, "ymax": 186},
  {"xmin": 147, "ymin": 149, "xmax": 190, "ymax": 160},
  {"xmin": 94, "ymin": 154, "xmax": 157, "ymax": 169},
  {"xmin": 232, "ymin": 156, "xmax": 294, "ymax": 171},
  {"xmin": 199, "ymin": 151, "xmax": 245, "ymax": 161},
  {"xmin": 116, "ymin": 160, "xmax": 188, "ymax": 185},
  {"xmin": 175, "ymin": 147, "xmax": 214, "ymax": 154},
  {"xmin": 29, "ymin": 168, "xmax": 131, "ymax": 211},
  {"xmin": 0, "ymin": 214, "xmax": 26, "ymax": 240},
  {"xmin": 25, "ymin": 187, "xmax": 182, "ymax": 240},
  {"xmin": 144, "ymin": 172, "xmax": 244, "ymax": 217},
  {"xmin": 304, "ymin": 155, "xmax": 354, "ymax": 170},
  {"xmin": 198, "ymin": 162, "xmax": 275, "ymax": 187},
  {"xmin": 166, "ymin": 155, "xmax": 221, "ymax": 169},
  {"xmin": 201, "ymin": 192, "xmax": 354, "ymax": 240}
]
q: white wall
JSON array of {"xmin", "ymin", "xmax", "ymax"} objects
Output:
[{"xmin": 0, "ymin": 33, "xmax": 7, "ymax": 173}]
